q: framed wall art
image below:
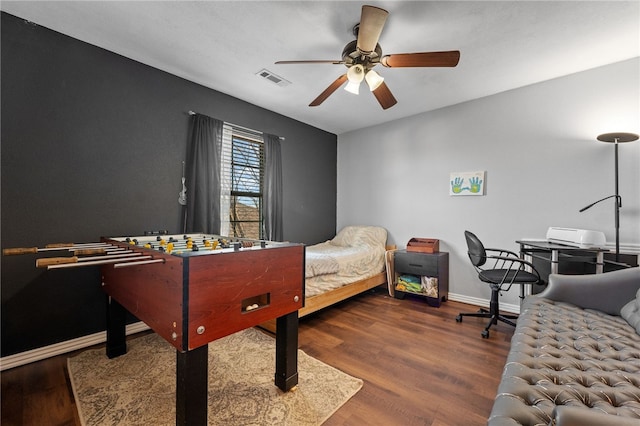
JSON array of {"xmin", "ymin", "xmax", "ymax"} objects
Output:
[{"xmin": 449, "ymin": 171, "xmax": 486, "ymax": 196}]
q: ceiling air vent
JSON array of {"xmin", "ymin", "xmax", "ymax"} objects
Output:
[{"xmin": 256, "ymin": 69, "xmax": 291, "ymax": 87}]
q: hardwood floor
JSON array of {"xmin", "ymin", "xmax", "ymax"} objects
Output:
[{"xmin": 1, "ymin": 287, "xmax": 514, "ymax": 425}]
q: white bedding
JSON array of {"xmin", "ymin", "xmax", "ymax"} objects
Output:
[
  {"xmin": 305, "ymin": 226, "xmax": 387, "ymax": 298},
  {"xmin": 305, "ymin": 251, "xmax": 339, "ymax": 278}
]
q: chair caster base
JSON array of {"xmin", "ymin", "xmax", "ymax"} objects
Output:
[
  {"xmin": 455, "ymin": 314, "xmax": 462, "ymax": 322},
  {"xmin": 481, "ymin": 330, "xmax": 489, "ymax": 339}
]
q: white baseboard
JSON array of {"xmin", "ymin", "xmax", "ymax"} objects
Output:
[
  {"xmin": 0, "ymin": 322, "xmax": 150, "ymax": 371},
  {"xmin": 447, "ymin": 292, "xmax": 521, "ymax": 315}
]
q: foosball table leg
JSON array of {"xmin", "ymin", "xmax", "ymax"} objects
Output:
[
  {"xmin": 106, "ymin": 296, "xmax": 127, "ymax": 358},
  {"xmin": 275, "ymin": 311, "xmax": 299, "ymax": 391},
  {"xmin": 176, "ymin": 345, "xmax": 208, "ymax": 426}
]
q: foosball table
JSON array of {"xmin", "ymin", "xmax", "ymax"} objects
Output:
[{"xmin": 4, "ymin": 233, "xmax": 305, "ymax": 425}]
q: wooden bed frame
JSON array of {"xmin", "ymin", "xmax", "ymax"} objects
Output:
[{"xmin": 259, "ymin": 245, "xmax": 394, "ymax": 333}]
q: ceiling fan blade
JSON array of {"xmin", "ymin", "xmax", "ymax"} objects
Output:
[
  {"xmin": 309, "ymin": 74, "xmax": 348, "ymax": 107},
  {"xmin": 275, "ymin": 60, "xmax": 344, "ymax": 65},
  {"xmin": 357, "ymin": 5, "xmax": 388, "ymax": 54},
  {"xmin": 381, "ymin": 51, "xmax": 461, "ymax": 68},
  {"xmin": 372, "ymin": 82, "xmax": 397, "ymax": 110}
]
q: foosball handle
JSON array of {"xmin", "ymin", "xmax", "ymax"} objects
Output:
[
  {"xmin": 36, "ymin": 257, "xmax": 79, "ymax": 268},
  {"xmin": 2, "ymin": 247, "xmax": 38, "ymax": 255},
  {"xmin": 45, "ymin": 243, "xmax": 75, "ymax": 248}
]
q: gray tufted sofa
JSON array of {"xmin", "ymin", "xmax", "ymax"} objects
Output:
[{"xmin": 488, "ymin": 266, "xmax": 640, "ymax": 426}]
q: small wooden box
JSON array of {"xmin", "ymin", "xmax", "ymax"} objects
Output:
[{"xmin": 406, "ymin": 238, "xmax": 439, "ymax": 253}]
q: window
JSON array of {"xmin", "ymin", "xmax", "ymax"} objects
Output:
[{"xmin": 221, "ymin": 125, "xmax": 264, "ymax": 239}]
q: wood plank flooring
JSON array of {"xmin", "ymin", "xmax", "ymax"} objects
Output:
[{"xmin": 1, "ymin": 287, "xmax": 514, "ymax": 425}]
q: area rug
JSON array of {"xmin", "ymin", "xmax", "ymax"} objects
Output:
[{"xmin": 67, "ymin": 328, "xmax": 362, "ymax": 425}]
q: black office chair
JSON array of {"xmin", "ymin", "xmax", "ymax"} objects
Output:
[{"xmin": 456, "ymin": 230, "xmax": 541, "ymax": 338}]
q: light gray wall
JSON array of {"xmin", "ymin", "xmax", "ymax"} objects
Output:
[{"xmin": 337, "ymin": 58, "xmax": 640, "ymax": 308}]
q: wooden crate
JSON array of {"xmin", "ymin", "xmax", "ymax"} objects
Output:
[{"xmin": 406, "ymin": 238, "xmax": 439, "ymax": 253}]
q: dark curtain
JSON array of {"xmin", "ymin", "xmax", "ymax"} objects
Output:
[
  {"xmin": 263, "ymin": 133, "xmax": 283, "ymax": 241},
  {"xmin": 185, "ymin": 114, "xmax": 223, "ymax": 233}
]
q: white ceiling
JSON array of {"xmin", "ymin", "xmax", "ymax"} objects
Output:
[{"xmin": 2, "ymin": 1, "xmax": 639, "ymax": 135}]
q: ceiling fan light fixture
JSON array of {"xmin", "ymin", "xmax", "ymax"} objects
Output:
[
  {"xmin": 345, "ymin": 64, "xmax": 365, "ymax": 95},
  {"xmin": 346, "ymin": 64, "xmax": 365, "ymax": 83},
  {"xmin": 344, "ymin": 80, "xmax": 361, "ymax": 95},
  {"xmin": 364, "ymin": 70, "xmax": 384, "ymax": 91}
]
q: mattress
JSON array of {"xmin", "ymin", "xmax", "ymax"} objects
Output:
[{"xmin": 304, "ymin": 226, "xmax": 387, "ymax": 298}]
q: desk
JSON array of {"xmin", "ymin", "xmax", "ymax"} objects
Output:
[{"xmin": 517, "ymin": 240, "xmax": 608, "ymax": 275}]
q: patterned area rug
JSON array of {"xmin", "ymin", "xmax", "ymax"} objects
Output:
[{"xmin": 68, "ymin": 328, "xmax": 362, "ymax": 425}]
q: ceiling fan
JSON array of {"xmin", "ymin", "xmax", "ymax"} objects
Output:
[{"xmin": 275, "ymin": 5, "xmax": 460, "ymax": 110}]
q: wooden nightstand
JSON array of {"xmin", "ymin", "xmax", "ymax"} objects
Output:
[{"xmin": 393, "ymin": 250, "xmax": 449, "ymax": 307}]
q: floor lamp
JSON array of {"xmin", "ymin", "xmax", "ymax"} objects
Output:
[{"xmin": 579, "ymin": 132, "xmax": 639, "ymax": 262}]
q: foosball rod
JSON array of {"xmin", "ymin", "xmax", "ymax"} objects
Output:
[
  {"xmin": 3, "ymin": 242, "xmax": 114, "ymax": 256},
  {"xmin": 121, "ymin": 242, "xmax": 221, "ymax": 253},
  {"xmin": 127, "ymin": 240, "xmax": 254, "ymax": 250},
  {"xmin": 113, "ymin": 258, "xmax": 166, "ymax": 268},
  {"xmin": 37, "ymin": 252, "xmax": 150, "ymax": 269}
]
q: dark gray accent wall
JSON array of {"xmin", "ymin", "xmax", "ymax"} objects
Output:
[{"xmin": 1, "ymin": 12, "xmax": 337, "ymax": 356}]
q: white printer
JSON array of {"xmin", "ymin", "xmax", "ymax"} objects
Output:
[{"xmin": 545, "ymin": 227, "xmax": 607, "ymax": 248}]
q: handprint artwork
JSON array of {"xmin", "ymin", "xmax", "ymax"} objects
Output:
[
  {"xmin": 451, "ymin": 177, "xmax": 465, "ymax": 194},
  {"xmin": 469, "ymin": 176, "xmax": 483, "ymax": 193},
  {"xmin": 450, "ymin": 171, "xmax": 486, "ymax": 196}
]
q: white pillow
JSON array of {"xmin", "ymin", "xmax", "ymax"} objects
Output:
[{"xmin": 330, "ymin": 226, "xmax": 387, "ymax": 247}]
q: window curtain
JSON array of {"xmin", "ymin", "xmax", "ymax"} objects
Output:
[
  {"xmin": 185, "ymin": 114, "xmax": 223, "ymax": 234},
  {"xmin": 263, "ymin": 133, "xmax": 283, "ymax": 241}
]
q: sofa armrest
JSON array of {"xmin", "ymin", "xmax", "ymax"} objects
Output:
[
  {"xmin": 551, "ymin": 406, "xmax": 640, "ymax": 426},
  {"xmin": 537, "ymin": 267, "xmax": 640, "ymax": 315}
]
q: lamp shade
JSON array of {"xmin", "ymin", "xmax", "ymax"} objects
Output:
[
  {"xmin": 345, "ymin": 64, "xmax": 364, "ymax": 95},
  {"xmin": 344, "ymin": 80, "xmax": 360, "ymax": 95},
  {"xmin": 346, "ymin": 64, "xmax": 365, "ymax": 83},
  {"xmin": 364, "ymin": 70, "xmax": 384, "ymax": 91},
  {"xmin": 596, "ymin": 132, "xmax": 639, "ymax": 143}
]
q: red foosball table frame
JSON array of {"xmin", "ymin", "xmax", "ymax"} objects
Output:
[{"xmin": 100, "ymin": 234, "xmax": 305, "ymax": 426}]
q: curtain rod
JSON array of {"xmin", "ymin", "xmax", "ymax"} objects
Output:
[{"xmin": 188, "ymin": 111, "xmax": 284, "ymax": 141}]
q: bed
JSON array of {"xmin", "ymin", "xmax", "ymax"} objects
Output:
[{"xmin": 260, "ymin": 225, "xmax": 391, "ymax": 332}]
